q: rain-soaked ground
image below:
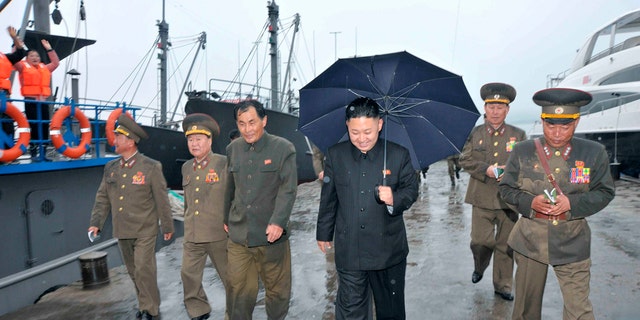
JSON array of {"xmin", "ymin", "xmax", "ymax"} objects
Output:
[{"xmin": 1, "ymin": 160, "xmax": 639, "ymax": 319}]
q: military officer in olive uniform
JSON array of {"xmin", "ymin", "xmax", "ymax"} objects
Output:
[
  {"xmin": 499, "ymin": 88, "xmax": 615, "ymax": 320},
  {"xmin": 181, "ymin": 113, "xmax": 229, "ymax": 320},
  {"xmin": 89, "ymin": 114, "xmax": 174, "ymax": 320},
  {"xmin": 224, "ymin": 100, "xmax": 297, "ymax": 320},
  {"xmin": 459, "ymin": 82, "xmax": 526, "ymax": 301}
]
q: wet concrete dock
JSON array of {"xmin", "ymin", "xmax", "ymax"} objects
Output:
[{"xmin": 1, "ymin": 160, "xmax": 638, "ymax": 319}]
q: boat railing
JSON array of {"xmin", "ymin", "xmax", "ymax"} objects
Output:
[
  {"xmin": 581, "ymin": 91, "xmax": 640, "ymax": 115},
  {"xmin": 205, "ymin": 77, "xmax": 300, "ymax": 113},
  {"xmin": 546, "ymin": 69, "xmax": 571, "ymax": 88},
  {"xmin": 587, "ymin": 42, "xmax": 625, "ymax": 65},
  {"xmin": 0, "ymin": 93, "xmax": 140, "ymax": 170}
]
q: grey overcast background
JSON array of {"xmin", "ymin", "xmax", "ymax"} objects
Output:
[{"xmin": 1, "ymin": 0, "xmax": 638, "ymax": 130}]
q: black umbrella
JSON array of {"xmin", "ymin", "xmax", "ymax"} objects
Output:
[{"xmin": 299, "ymin": 51, "xmax": 480, "ymax": 171}]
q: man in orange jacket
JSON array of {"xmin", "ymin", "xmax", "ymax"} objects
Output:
[{"xmin": 13, "ymin": 39, "xmax": 59, "ymax": 159}]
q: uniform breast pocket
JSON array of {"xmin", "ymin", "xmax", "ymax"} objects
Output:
[
  {"xmin": 259, "ymin": 163, "xmax": 279, "ymax": 181},
  {"xmin": 473, "ymin": 145, "xmax": 486, "ymax": 153},
  {"xmin": 260, "ymin": 163, "xmax": 278, "ymax": 172}
]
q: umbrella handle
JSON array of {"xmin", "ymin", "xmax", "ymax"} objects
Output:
[
  {"xmin": 383, "ymin": 114, "xmax": 388, "ymax": 186},
  {"xmin": 374, "ymin": 184, "xmax": 385, "ymax": 204}
]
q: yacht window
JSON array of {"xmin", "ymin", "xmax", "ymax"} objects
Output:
[{"xmin": 600, "ymin": 65, "xmax": 640, "ymax": 85}]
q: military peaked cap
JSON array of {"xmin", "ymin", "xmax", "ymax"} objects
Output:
[
  {"xmin": 533, "ymin": 88, "xmax": 592, "ymax": 124},
  {"xmin": 182, "ymin": 113, "xmax": 220, "ymax": 139},
  {"xmin": 480, "ymin": 82, "xmax": 516, "ymax": 104},
  {"xmin": 114, "ymin": 114, "xmax": 148, "ymax": 143}
]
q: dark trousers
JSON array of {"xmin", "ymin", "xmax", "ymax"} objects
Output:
[
  {"xmin": 512, "ymin": 252, "xmax": 594, "ymax": 320},
  {"xmin": 0, "ymin": 113, "xmax": 13, "ymax": 147},
  {"xmin": 0, "ymin": 90, "xmax": 14, "ymax": 145},
  {"xmin": 118, "ymin": 236, "xmax": 161, "ymax": 316},
  {"xmin": 25, "ymin": 100, "xmax": 50, "ymax": 142},
  {"xmin": 336, "ymin": 259, "xmax": 406, "ymax": 320},
  {"xmin": 227, "ymin": 239, "xmax": 291, "ymax": 320},
  {"xmin": 181, "ymin": 239, "xmax": 230, "ymax": 319},
  {"xmin": 470, "ymin": 206, "xmax": 515, "ymax": 293}
]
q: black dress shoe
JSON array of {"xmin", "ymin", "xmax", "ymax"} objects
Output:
[
  {"xmin": 135, "ymin": 310, "xmax": 142, "ymax": 319},
  {"xmin": 139, "ymin": 311, "xmax": 157, "ymax": 320},
  {"xmin": 471, "ymin": 271, "xmax": 483, "ymax": 283},
  {"xmin": 495, "ymin": 291, "xmax": 514, "ymax": 301},
  {"xmin": 192, "ymin": 313, "xmax": 210, "ymax": 320}
]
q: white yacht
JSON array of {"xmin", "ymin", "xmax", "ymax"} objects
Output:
[{"xmin": 531, "ymin": 9, "xmax": 640, "ymax": 178}]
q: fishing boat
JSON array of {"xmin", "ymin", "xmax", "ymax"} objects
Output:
[
  {"xmin": 0, "ymin": 1, "xmax": 193, "ymax": 315},
  {"xmin": 0, "ymin": 0, "xmax": 316, "ymax": 315},
  {"xmin": 532, "ymin": 9, "xmax": 640, "ymax": 178},
  {"xmin": 183, "ymin": 1, "xmax": 317, "ymax": 182}
]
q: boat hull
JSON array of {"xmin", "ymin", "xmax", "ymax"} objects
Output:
[
  {"xmin": 577, "ymin": 131, "xmax": 640, "ymax": 178},
  {"xmin": 139, "ymin": 125, "xmax": 192, "ymax": 190},
  {"xmin": 0, "ymin": 164, "xmax": 116, "ymax": 314}
]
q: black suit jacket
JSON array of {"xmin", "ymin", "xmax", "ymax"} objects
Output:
[{"xmin": 316, "ymin": 139, "xmax": 418, "ymax": 270}]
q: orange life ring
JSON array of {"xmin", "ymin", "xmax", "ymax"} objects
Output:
[
  {"xmin": 105, "ymin": 108, "xmax": 133, "ymax": 146},
  {"xmin": 49, "ymin": 106, "xmax": 92, "ymax": 158},
  {"xmin": 0, "ymin": 102, "xmax": 31, "ymax": 162}
]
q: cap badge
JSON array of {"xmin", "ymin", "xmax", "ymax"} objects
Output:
[
  {"xmin": 554, "ymin": 107, "xmax": 564, "ymax": 114},
  {"xmin": 493, "ymin": 94, "xmax": 501, "ymax": 99},
  {"xmin": 192, "ymin": 125, "xmax": 198, "ymax": 130}
]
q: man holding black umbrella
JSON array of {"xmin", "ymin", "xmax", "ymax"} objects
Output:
[{"xmin": 316, "ymin": 97, "xmax": 418, "ymax": 320}]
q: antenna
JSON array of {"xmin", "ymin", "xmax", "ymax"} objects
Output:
[{"xmin": 330, "ymin": 31, "xmax": 341, "ymax": 61}]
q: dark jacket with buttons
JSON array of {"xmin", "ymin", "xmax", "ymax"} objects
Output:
[
  {"xmin": 316, "ymin": 139, "xmax": 418, "ymax": 270},
  {"xmin": 224, "ymin": 132, "xmax": 297, "ymax": 247},
  {"xmin": 90, "ymin": 152, "xmax": 174, "ymax": 239}
]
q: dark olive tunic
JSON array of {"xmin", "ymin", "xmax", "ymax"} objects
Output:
[
  {"xmin": 460, "ymin": 122, "xmax": 527, "ymax": 209},
  {"xmin": 182, "ymin": 152, "xmax": 228, "ymax": 243},
  {"xmin": 224, "ymin": 132, "xmax": 297, "ymax": 247},
  {"xmin": 90, "ymin": 152, "xmax": 174, "ymax": 238},
  {"xmin": 499, "ymin": 137, "xmax": 615, "ymax": 265}
]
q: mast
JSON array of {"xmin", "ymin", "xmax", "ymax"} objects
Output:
[
  {"xmin": 267, "ymin": 1, "xmax": 279, "ymax": 110},
  {"xmin": 32, "ymin": 0, "xmax": 50, "ymax": 33},
  {"xmin": 169, "ymin": 32, "xmax": 206, "ymax": 124},
  {"xmin": 157, "ymin": 0, "xmax": 170, "ymax": 126},
  {"xmin": 280, "ymin": 13, "xmax": 300, "ymax": 113}
]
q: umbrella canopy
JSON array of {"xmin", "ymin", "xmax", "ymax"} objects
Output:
[{"xmin": 299, "ymin": 51, "xmax": 480, "ymax": 170}]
